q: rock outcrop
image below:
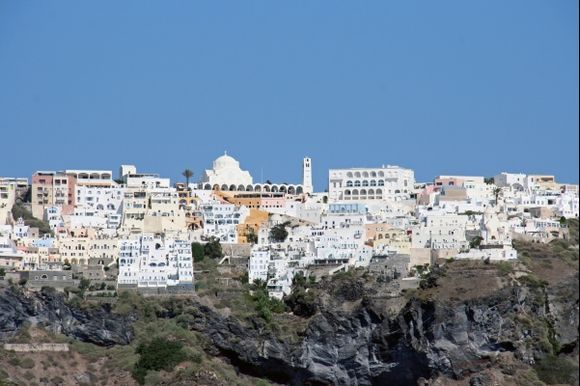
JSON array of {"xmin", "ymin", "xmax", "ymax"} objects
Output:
[
  {"xmin": 179, "ymin": 271, "xmax": 578, "ymax": 385},
  {"xmin": 0, "ymin": 266, "xmax": 577, "ymax": 385},
  {"xmin": 0, "ymin": 287, "xmax": 133, "ymax": 346}
]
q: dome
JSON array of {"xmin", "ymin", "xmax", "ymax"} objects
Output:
[{"xmin": 213, "ymin": 152, "xmax": 240, "ymax": 171}]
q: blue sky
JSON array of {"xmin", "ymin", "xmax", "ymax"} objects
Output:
[{"xmin": 0, "ymin": 1, "xmax": 578, "ymax": 189}]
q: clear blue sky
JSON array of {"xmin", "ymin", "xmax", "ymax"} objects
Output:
[{"xmin": 1, "ymin": 1, "xmax": 578, "ymax": 189}]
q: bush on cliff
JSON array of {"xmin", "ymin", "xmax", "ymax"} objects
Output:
[{"xmin": 132, "ymin": 337, "xmax": 186, "ymax": 384}]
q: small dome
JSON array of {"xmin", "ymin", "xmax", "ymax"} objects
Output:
[{"xmin": 213, "ymin": 152, "xmax": 240, "ymax": 170}]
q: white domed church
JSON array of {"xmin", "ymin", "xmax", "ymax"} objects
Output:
[
  {"xmin": 197, "ymin": 152, "xmax": 309, "ymax": 195},
  {"xmin": 200, "ymin": 152, "xmax": 253, "ymax": 190}
]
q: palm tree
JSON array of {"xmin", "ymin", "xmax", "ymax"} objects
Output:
[
  {"xmin": 182, "ymin": 169, "xmax": 193, "ymax": 188},
  {"xmin": 493, "ymin": 187, "xmax": 502, "ymax": 206}
]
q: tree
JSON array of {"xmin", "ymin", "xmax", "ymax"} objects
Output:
[
  {"xmin": 79, "ymin": 277, "xmax": 91, "ymax": 297},
  {"xmin": 182, "ymin": 169, "xmax": 193, "ymax": 188},
  {"xmin": 204, "ymin": 237, "xmax": 223, "ymax": 259},
  {"xmin": 191, "ymin": 242, "xmax": 204, "ymax": 262},
  {"xmin": 269, "ymin": 222, "xmax": 290, "ymax": 243},
  {"xmin": 0, "ymin": 267, "xmax": 5, "ymax": 277},
  {"xmin": 484, "ymin": 177, "xmax": 494, "ymax": 185},
  {"xmin": 245, "ymin": 227, "xmax": 258, "ymax": 244},
  {"xmin": 132, "ymin": 338, "xmax": 186, "ymax": 384},
  {"xmin": 493, "ymin": 187, "xmax": 502, "ymax": 206},
  {"xmin": 11, "ymin": 201, "xmax": 53, "ymax": 236},
  {"xmin": 470, "ymin": 236, "xmax": 483, "ymax": 249}
]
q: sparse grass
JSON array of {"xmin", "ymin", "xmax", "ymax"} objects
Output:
[
  {"xmin": 496, "ymin": 261, "xmax": 514, "ymax": 275},
  {"xmin": 534, "ymin": 355, "xmax": 579, "ymax": 385},
  {"xmin": 70, "ymin": 340, "xmax": 109, "ymax": 362}
]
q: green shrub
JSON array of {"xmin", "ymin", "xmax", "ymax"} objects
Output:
[
  {"xmin": 496, "ymin": 261, "xmax": 513, "ymax": 275},
  {"xmin": 203, "ymin": 237, "xmax": 223, "ymax": 259},
  {"xmin": 520, "ymin": 274, "xmax": 547, "ymax": 289},
  {"xmin": 269, "ymin": 222, "xmax": 290, "ymax": 243},
  {"xmin": 534, "ymin": 355, "xmax": 578, "ymax": 385},
  {"xmin": 23, "ymin": 370, "xmax": 35, "ymax": 380},
  {"xmin": 19, "ymin": 357, "xmax": 35, "ymax": 369},
  {"xmin": 191, "ymin": 242, "xmax": 204, "ymax": 262},
  {"xmin": 132, "ymin": 337, "xmax": 186, "ymax": 384}
]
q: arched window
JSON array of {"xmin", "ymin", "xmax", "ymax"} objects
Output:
[
  {"xmin": 370, "ymin": 171, "xmax": 377, "ymax": 177},
  {"xmin": 368, "ymin": 189, "xmax": 374, "ymax": 195},
  {"xmin": 345, "ymin": 190, "xmax": 351, "ymax": 195},
  {"xmin": 376, "ymin": 189, "xmax": 382, "ymax": 195},
  {"xmin": 213, "ymin": 184, "xmax": 220, "ymax": 190},
  {"xmin": 221, "ymin": 184, "xmax": 228, "ymax": 191},
  {"xmin": 229, "ymin": 184, "xmax": 237, "ymax": 191},
  {"xmin": 370, "ymin": 180, "xmax": 376, "ymax": 186},
  {"xmin": 360, "ymin": 189, "xmax": 367, "ymax": 195},
  {"xmin": 346, "ymin": 180, "xmax": 353, "ymax": 187},
  {"xmin": 238, "ymin": 185, "xmax": 245, "ymax": 191},
  {"xmin": 378, "ymin": 180, "xmax": 384, "ymax": 186},
  {"xmin": 362, "ymin": 171, "xmax": 369, "ymax": 178},
  {"xmin": 204, "ymin": 184, "xmax": 212, "ymax": 190},
  {"xmin": 354, "ymin": 180, "xmax": 361, "ymax": 187},
  {"xmin": 246, "ymin": 185, "xmax": 254, "ymax": 192},
  {"xmin": 378, "ymin": 171, "xmax": 385, "ymax": 177},
  {"xmin": 354, "ymin": 172, "xmax": 361, "ymax": 178},
  {"xmin": 296, "ymin": 187, "xmax": 303, "ymax": 194},
  {"xmin": 352, "ymin": 189, "xmax": 359, "ymax": 195},
  {"xmin": 362, "ymin": 180, "xmax": 369, "ymax": 187}
]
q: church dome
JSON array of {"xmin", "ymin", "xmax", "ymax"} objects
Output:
[{"xmin": 213, "ymin": 152, "xmax": 240, "ymax": 171}]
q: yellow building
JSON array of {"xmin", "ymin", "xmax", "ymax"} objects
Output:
[{"xmin": 237, "ymin": 209, "xmax": 269, "ymax": 244}]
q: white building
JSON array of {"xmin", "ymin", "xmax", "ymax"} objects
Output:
[
  {"xmin": 44, "ymin": 206, "xmax": 64, "ymax": 229},
  {"xmin": 0, "ymin": 179, "xmax": 18, "ymax": 225},
  {"xmin": 249, "ymin": 247, "xmax": 270, "ymax": 283},
  {"xmin": 412, "ymin": 214, "xmax": 469, "ymax": 250},
  {"xmin": 200, "ymin": 152, "xmax": 253, "ymax": 189},
  {"xmin": 117, "ymin": 234, "xmax": 193, "ymax": 291},
  {"xmin": 328, "ymin": 165, "xmax": 415, "ymax": 203},
  {"xmin": 75, "ymin": 184, "xmax": 124, "ymax": 228},
  {"xmin": 199, "ymin": 199, "xmax": 249, "ymax": 243},
  {"xmin": 494, "ymin": 172, "xmax": 526, "ymax": 190}
]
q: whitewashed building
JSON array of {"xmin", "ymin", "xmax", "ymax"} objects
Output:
[{"xmin": 328, "ymin": 165, "xmax": 415, "ymax": 203}]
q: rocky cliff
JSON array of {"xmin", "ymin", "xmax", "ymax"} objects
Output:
[
  {"xmin": 0, "ymin": 252, "xmax": 578, "ymax": 385},
  {"xmin": 0, "ymin": 287, "xmax": 133, "ymax": 346},
  {"xmin": 175, "ymin": 266, "xmax": 578, "ymax": 385}
]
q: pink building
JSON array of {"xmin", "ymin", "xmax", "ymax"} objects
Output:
[{"xmin": 31, "ymin": 172, "xmax": 76, "ymax": 219}]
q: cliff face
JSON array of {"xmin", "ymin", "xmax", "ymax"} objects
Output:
[
  {"xmin": 0, "ymin": 287, "xmax": 133, "ymax": 346},
  {"xmin": 0, "ymin": 263, "xmax": 577, "ymax": 385},
  {"xmin": 179, "ymin": 272, "xmax": 577, "ymax": 386}
]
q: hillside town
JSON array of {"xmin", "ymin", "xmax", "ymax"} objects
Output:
[{"xmin": 1, "ymin": 154, "xmax": 578, "ymax": 298}]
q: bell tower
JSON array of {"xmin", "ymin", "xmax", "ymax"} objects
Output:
[{"xmin": 302, "ymin": 157, "xmax": 313, "ymax": 194}]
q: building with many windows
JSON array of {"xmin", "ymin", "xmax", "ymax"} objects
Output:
[
  {"xmin": 328, "ymin": 165, "xmax": 415, "ymax": 203},
  {"xmin": 117, "ymin": 234, "xmax": 193, "ymax": 293}
]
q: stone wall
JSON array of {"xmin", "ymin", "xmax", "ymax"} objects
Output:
[{"xmin": 4, "ymin": 343, "xmax": 69, "ymax": 352}]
